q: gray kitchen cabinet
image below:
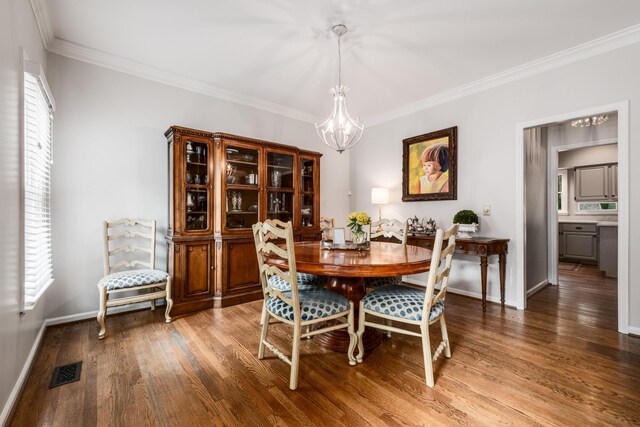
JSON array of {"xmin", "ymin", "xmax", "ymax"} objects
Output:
[
  {"xmin": 575, "ymin": 165, "xmax": 608, "ymax": 200},
  {"xmin": 559, "ymin": 222, "xmax": 598, "ymax": 264},
  {"xmin": 598, "ymin": 225, "xmax": 618, "ymax": 277},
  {"xmin": 574, "ymin": 163, "xmax": 617, "ymax": 201}
]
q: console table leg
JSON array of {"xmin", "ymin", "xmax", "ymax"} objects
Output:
[
  {"xmin": 499, "ymin": 253, "xmax": 506, "ymax": 307},
  {"xmin": 480, "ymin": 256, "xmax": 488, "ymax": 312}
]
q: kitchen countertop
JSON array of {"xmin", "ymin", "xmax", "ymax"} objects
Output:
[{"xmin": 597, "ymin": 221, "xmax": 618, "ymax": 227}]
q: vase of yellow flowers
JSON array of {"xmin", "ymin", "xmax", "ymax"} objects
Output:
[{"xmin": 347, "ymin": 211, "xmax": 371, "ymax": 244}]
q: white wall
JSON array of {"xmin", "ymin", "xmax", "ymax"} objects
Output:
[
  {"xmin": 45, "ymin": 53, "xmax": 350, "ymax": 319},
  {"xmin": 350, "ymin": 42, "xmax": 640, "ymax": 330},
  {"xmin": 0, "ymin": 0, "xmax": 49, "ymax": 424}
]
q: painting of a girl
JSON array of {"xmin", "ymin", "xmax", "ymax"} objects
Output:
[
  {"xmin": 417, "ymin": 143, "xmax": 449, "ymax": 193},
  {"xmin": 402, "ymin": 126, "xmax": 457, "ymax": 201}
]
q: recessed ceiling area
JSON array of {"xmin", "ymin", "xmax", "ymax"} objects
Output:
[{"xmin": 36, "ymin": 0, "xmax": 640, "ymax": 124}]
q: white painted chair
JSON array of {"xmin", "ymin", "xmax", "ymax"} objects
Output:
[
  {"xmin": 365, "ymin": 218, "xmax": 408, "ymax": 288},
  {"xmin": 258, "ymin": 271, "xmax": 323, "ymax": 327},
  {"xmin": 320, "ymin": 216, "xmax": 335, "ymax": 241},
  {"xmin": 354, "ymin": 224, "xmax": 457, "ymax": 387},
  {"xmin": 258, "ymin": 216, "xmax": 324, "ymax": 325},
  {"xmin": 97, "ymin": 218, "xmax": 173, "ymax": 339},
  {"xmin": 253, "ymin": 219, "xmax": 356, "ymax": 390}
]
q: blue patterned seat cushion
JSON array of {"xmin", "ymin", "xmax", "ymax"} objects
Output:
[
  {"xmin": 365, "ymin": 275, "xmax": 402, "ymax": 288},
  {"xmin": 362, "ymin": 285, "xmax": 445, "ymax": 322},
  {"xmin": 98, "ymin": 269, "xmax": 169, "ymax": 291},
  {"xmin": 266, "ymin": 288, "xmax": 349, "ymax": 321},
  {"xmin": 268, "ymin": 273, "xmax": 323, "ymax": 291}
]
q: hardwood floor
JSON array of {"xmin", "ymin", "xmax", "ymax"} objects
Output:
[{"xmin": 10, "ymin": 265, "xmax": 640, "ymax": 426}]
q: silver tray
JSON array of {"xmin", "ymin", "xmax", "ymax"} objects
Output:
[{"xmin": 321, "ymin": 240, "xmax": 370, "ymax": 251}]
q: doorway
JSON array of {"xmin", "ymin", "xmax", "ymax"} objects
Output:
[
  {"xmin": 515, "ymin": 101, "xmax": 629, "ymax": 334},
  {"xmin": 549, "ymin": 138, "xmax": 618, "ymax": 288}
]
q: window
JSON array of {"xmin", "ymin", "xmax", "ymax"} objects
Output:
[
  {"xmin": 22, "ymin": 57, "xmax": 55, "ymax": 312},
  {"xmin": 577, "ymin": 202, "xmax": 618, "ymax": 213},
  {"xmin": 557, "ymin": 169, "xmax": 568, "ymax": 215}
]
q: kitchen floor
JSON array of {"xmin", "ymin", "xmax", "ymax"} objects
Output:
[{"xmin": 536, "ymin": 261, "xmax": 618, "ymax": 331}]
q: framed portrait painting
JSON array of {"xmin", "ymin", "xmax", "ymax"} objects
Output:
[{"xmin": 402, "ymin": 126, "xmax": 457, "ymax": 201}]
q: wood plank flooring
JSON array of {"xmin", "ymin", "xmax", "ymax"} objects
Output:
[{"xmin": 10, "ymin": 264, "xmax": 640, "ymax": 426}]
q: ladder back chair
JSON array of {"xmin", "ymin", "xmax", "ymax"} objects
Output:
[
  {"xmin": 366, "ymin": 218, "xmax": 410, "ymax": 335},
  {"xmin": 365, "ymin": 218, "xmax": 408, "ymax": 288},
  {"xmin": 354, "ymin": 224, "xmax": 458, "ymax": 387},
  {"xmin": 258, "ymin": 223, "xmax": 324, "ymax": 324},
  {"xmin": 97, "ymin": 218, "xmax": 173, "ymax": 339},
  {"xmin": 259, "ymin": 269, "xmax": 325, "ymax": 326},
  {"xmin": 253, "ymin": 219, "xmax": 356, "ymax": 390},
  {"xmin": 319, "ymin": 216, "xmax": 335, "ymax": 241}
]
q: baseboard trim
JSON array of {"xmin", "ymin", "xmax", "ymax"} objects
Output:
[
  {"xmin": 527, "ymin": 280, "xmax": 550, "ymax": 298},
  {"xmin": 0, "ymin": 320, "xmax": 47, "ymax": 427},
  {"xmin": 403, "ymin": 277, "xmax": 510, "ymax": 307},
  {"xmin": 628, "ymin": 326, "xmax": 640, "ymax": 337},
  {"xmin": 46, "ymin": 301, "xmax": 162, "ymax": 326}
]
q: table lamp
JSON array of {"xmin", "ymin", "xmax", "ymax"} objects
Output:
[{"xmin": 371, "ymin": 187, "xmax": 389, "ymax": 221}]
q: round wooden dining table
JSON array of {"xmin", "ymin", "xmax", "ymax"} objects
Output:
[{"xmin": 266, "ymin": 241, "xmax": 433, "ymax": 352}]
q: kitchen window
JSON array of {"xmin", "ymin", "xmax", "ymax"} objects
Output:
[
  {"xmin": 576, "ymin": 202, "xmax": 617, "ymax": 213},
  {"xmin": 557, "ymin": 169, "xmax": 568, "ymax": 215}
]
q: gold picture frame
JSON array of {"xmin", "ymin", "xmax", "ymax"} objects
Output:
[{"xmin": 402, "ymin": 126, "xmax": 457, "ymax": 201}]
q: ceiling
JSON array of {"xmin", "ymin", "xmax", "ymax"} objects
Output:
[{"xmin": 36, "ymin": 0, "xmax": 640, "ymax": 125}]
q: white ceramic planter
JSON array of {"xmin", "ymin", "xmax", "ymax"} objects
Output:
[{"xmin": 456, "ymin": 222, "xmax": 478, "ymax": 239}]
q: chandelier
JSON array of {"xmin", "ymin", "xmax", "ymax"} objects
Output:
[
  {"xmin": 571, "ymin": 115, "xmax": 608, "ymax": 128},
  {"xmin": 315, "ymin": 24, "xmax": 364, "ymax": 154}
]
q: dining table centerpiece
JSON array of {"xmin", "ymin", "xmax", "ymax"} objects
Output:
[{"xmin": 347, "ymin": 211, "xmax": 371, "ymax": 244}]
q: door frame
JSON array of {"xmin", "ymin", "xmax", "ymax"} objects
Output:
[{"xmin": 515, "ymin": 100, "xmax": 629, "ymax": 334}]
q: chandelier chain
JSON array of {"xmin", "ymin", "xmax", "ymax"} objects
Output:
[{"xmin": 337, "ymin": 33, "xmax": 342, "ymax": 87}]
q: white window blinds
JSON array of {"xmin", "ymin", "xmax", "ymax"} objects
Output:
[{"xmin": 23, "ymin": 64, "xmax": 54, "ymax": 311}]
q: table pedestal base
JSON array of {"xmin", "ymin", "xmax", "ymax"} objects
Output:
[
  {"xmin": 313, "ymin": 276, "xmax": 381, "ymax": 353},
  {"xmin": 313, "ymin": 325, "xmax": 381, "ymax": 353}
]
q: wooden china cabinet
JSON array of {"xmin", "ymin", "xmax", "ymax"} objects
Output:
[{"xmin": 165, "ymin": 126, "xmax": 321, "ymax": 314}]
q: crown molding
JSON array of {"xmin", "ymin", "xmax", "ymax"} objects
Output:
[
  {"xmin": 29, "ymin": 0, "xmax": 54, "ymax": 49},
  {"xmin": 46, "ymin": 37, "xmax": 320, "ymax": 124},
  {"xmin": 367, "ymin": 24, "xmax": 640, "ymax": 126}
]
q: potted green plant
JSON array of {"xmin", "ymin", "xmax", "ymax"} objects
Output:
[{"xmin": 453, "ymin": 209, "xmax": 479, "ymax": 238}]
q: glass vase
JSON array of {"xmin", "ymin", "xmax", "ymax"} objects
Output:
[{"xmin": 352, "ymin": 230, "xmax": 367, "ymax": 244}]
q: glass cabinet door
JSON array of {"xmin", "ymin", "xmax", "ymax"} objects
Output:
[
  {"xmin": 225, "ymin": 144, "xmax": 260, "ymax": 230},
  {"xmin": 300, "ymin": 157, "xmax": 316, "ymax": 228},
  {"xmin": 266, "ymin": 151, "xmax": 294, "ymax": 224},
  {"xmin": 185, "ymin": 140, "xmax": 210, "ymax": 231}
]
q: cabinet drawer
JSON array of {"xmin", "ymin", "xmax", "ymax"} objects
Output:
[{"xmin": 560, "ymin": 223, "xmax": 597, "ymax": 233}]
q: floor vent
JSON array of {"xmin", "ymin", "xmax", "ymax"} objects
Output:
[{"xmin": 49, "ymin": 361, "xmax": 82, "ymax": 389}]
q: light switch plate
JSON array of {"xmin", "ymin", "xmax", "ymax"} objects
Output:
[{"xmin": 483, "ymin": 205, "xmax": 491, "ymax": 216}]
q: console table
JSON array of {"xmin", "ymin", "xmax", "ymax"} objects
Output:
[{"xmin": 406, "ymin": 235, "xmax": 509, "ymax": 311}]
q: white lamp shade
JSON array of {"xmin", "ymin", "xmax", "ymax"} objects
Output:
[{"xmin": 371, "ymin": 187, "xmax": 389, "ymax": 204}]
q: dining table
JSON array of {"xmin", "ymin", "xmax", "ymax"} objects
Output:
[{"xmin": 265, "ymin": 241, "xmax": 433, "ymax": 352}]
